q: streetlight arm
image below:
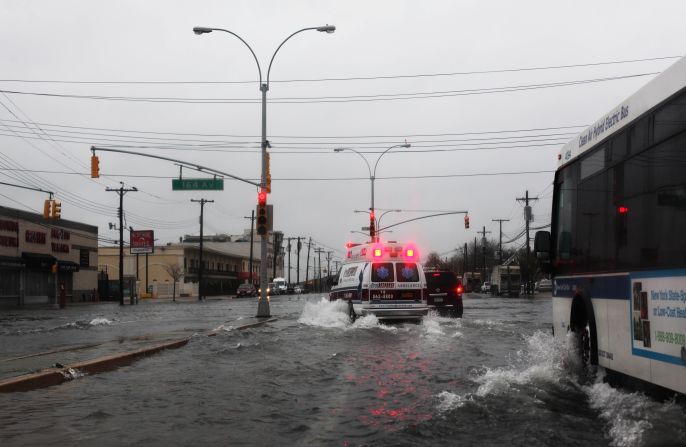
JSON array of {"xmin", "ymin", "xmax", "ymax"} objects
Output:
[
  {"xmin": 335, "ymin": 148, "xmax": 372, "ymax": 178},
  {"xmin": 194, "ymin": 27, "xmax": 262, "ymax": 85},
  {"xmin": 373, "ymin": 143, "xmax": 410, "ymax": 176},
  {"xmin": 267, "ymin": 26, "xmax": 334, "ymax": 86}
]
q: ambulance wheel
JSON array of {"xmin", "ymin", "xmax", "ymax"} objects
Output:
[{"xmin": 348, "ymin": 301, "xmax": 357, "ymax": 323}]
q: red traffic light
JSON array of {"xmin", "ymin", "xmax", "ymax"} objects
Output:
[
  {"xmin": 464, "ymin": 214, "xmax": 470, "ymax": 229},
  {"xmin": 618, "ymin": 206, "xmax": 630, "ymax": 214},
  {"xmin": 257, "ymin": 190, "xmax": 267, "ymax": 206}
]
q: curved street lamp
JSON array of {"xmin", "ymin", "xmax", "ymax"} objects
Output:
[
  {"xmin": 194, "ymin": 24, "xmax": 335, "ymax": 317},
  {"xmin": 335, "ymin": 144, "xmax": 410, "ymax": 241}
]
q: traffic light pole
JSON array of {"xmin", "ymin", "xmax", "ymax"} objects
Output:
[
  {"xmin": 257, "ymin": 82, "xmax": 271, "ymax": 317},
  {"xmin": 192, "ymin": 198, "xmax": 213, "ymax": 300},
  {"xmin": 244, "ymin": 211, "xmax": 255, "ymax": 285},
  {"xmin": 106, "ymin": 183, "xmax": 137, "ymax": 306}
]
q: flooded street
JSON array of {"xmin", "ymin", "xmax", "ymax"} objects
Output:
[{"xmin": 1, "ymin": 295, "xmax": 685, "ymax": 446}]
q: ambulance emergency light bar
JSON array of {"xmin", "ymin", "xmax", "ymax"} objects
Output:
[{"xmin": 346, "ymin": 242, "xmax": 418, "ymax": 262}]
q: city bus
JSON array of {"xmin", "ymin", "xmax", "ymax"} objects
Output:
[{"xmin": 534, "ymin": 55, "xmax": 686, "ymax": 396}]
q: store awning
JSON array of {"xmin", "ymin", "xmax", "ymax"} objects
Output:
[{"xmin": 21, "ymin": 252, "xmax": 56, "ymax": 270}]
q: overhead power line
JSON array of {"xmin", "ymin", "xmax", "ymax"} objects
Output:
[
  {"xmin": 0, "ymin": 72, "xmax": 659, "ymax": 104},
  {"xmin": 0, "ymin": 118, "xmax": 587, "ymax": 139},
  {"xmin": 0, "ymin": 55, "xmax": 678, "ymax": 85}
]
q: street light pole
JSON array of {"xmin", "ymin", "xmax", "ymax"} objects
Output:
[
  {"xmin": 193, "ymin": 24, "xmax": 335, "ymax": 317},
  {"xmin": 335, "ymin": 144, "xmax": 409, "ymax": 242}
]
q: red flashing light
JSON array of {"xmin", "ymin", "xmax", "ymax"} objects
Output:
[
  {"xmin": 370, "ymin": 210, "xmax": 375, "ymax": 220},
  {"xmin": 257, "ymin": 190, "xmax": 267, "ymax": 206},
  {"xmin": 618, "ymin": 206, "xmax": 630, "ymax": 214},
  {"xmin": 373, "ymin": 248, "xmax": 383, "ymax": 258},
  {"xmin": 403, "ymin": 244, "xmax": 417, "ymax": 261}
]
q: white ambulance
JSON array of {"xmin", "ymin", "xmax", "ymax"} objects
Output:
[{"xmin": 330, "ymin": 241, "xmax": 429, "ymax": 321}]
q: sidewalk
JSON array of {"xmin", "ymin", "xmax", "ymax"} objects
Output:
[{"xmin": 0, "ymin": 315, "xmax": 276, "ymax": 393}]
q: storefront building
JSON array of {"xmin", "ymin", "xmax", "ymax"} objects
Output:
[{"xmin": 0, "ymin": 206, "xmax": 98, "ymax": 306}]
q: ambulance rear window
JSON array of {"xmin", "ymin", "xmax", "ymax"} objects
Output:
[
  {"xmin": 395, "ymin": 263, "xmax": 419, "ymax": 282},
  {"xmin": 371, "ymin": 263, "xmax": 394, "ymax": 282}
]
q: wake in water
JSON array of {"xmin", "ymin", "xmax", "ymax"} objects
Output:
[
  {"xmin": 297, "ymin": 298, "xmax": 409, "ymax": 332},
  {"xmin": 436, "ymin": 330, "xmax": 686, "ymax": 447}
]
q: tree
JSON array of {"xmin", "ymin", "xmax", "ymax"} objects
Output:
[
  {"xmin": 162, "ymin": 264, "xmax": 183, "ymax": 301},
  {"xmin": 424, "ymin": 252, "xmax": 446, "ymax": 270}
]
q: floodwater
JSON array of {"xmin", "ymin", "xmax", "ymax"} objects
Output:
[{"xmin": 1, "ymin": 295, "xmax": 685, "ymax": 446}]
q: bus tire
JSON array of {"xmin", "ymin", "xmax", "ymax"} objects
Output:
[
  {"xmin": 570, "ymin": 294, "xmax": 598, "ymax": 370},
  {"xmin": 348, "ymin": 300, "xmax": 357, "ymax": 323}
]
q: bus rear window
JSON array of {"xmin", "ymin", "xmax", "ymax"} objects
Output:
[
  {"xmin": 395, "ymin": 263, "xmax": 419, "ymax": 282},
  {"xmin": 371, "ymin": 263, "xmax": 394, "ymax": 282}
]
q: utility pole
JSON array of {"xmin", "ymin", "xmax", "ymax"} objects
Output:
[
  {"xmin": 516, "ymin": 190, "xmax": 538, "ymax": 295},
  {"xmin": 191, "ymin": 198, "xmax": 214, "ymax": 300},
  {"xmin": 106, "ymin": 183, "xmax": 137, "ymax": 306},
  {"xmin": 244, "ymin": 211, "xmax": 255, "ymax": 285},
  {"xmin": 492, "ymin": 218, "xmax": 510, "ymax": 265},
  {"xmin": 296, "ymin": 237, "xmax": 302, "ymax": 286},
  {"xmin": 315, "ymin": 248, "xmax": 324, "ymax": 293},
  {"xmin": 283, "ymin": 237, "xmax": 302, "ymax": 286},
  {"xmin": 286, "ymin": 238, "xmax": 292, "ymax": 285},
  {"xmin": 473, "ymin": 237, "xmax": 477, "ymax": 274},
  {"xmin": 326, "ymin": 251, "xmax": 333, "ymax": 291},
  {"xmin": 478, "ymin": 226, "xmax": 492, "ymax": 281},
  {"xmin": 305, "ymin": 238, "xmax": 312, "ymax": 290},
  {"xmin": 463, "ymin": 242, "xmax": 468, "ymax": 275}
]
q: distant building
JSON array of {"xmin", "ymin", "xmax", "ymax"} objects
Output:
[
  {"xmin": 97, "ymin": 230, "xmax": 284, "ymax": 298},
  {"xmin": 0, "ymin": 205, "xmax": 98, "ymax": 306}
]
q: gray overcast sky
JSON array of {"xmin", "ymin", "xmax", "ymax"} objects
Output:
[{"xmin": 1, "ymin": 0, "xmax": 684, "ymax": 266}]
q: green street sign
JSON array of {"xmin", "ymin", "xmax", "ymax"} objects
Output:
[{"xmin": 172, "ymin": 178, "xmax": 224, "ymax": 191}]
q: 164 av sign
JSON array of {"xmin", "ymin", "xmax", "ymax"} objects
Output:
[{"xmin": 172, "ymin": 178, "xmax": 224, "ymax": 191}]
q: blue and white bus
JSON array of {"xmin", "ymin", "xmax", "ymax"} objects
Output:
[{"xmin": 535, "ymin": 56, "xmax": 686, "ymax": 396}]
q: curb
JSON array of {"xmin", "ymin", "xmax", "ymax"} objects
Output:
[{"xmin": 0, "ymin": 317, "xmax": 277, "ymax": 393}]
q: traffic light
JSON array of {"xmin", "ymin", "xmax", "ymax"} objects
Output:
[
  {"xmin": 43, "ymin": 200, "xmax": 52, "ymax": 219},
  {"xmin": 51, "ymin": 200, "xmax": 62, "ymax": 219},
  {"xmin": 256, "ymin": 190, "xmax": 268, "ymax": 236},
  {"xmin": 464, "ymin": 214, "xmax": 470, "ymax": 229},
  {"xmin": 91, "ymin": 154, "xmax": 100, "ymax": 178}
]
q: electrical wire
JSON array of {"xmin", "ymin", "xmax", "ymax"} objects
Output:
[
  {"xmin": 0, "ymin": 72, "xmax": 659, "ymax": 104},
  {"xmin": 0, "ymin": 55, "xmax": 677, "ymax": 85}
]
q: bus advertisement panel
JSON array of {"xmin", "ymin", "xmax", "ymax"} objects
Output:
[{"xmin": 630, "ymin": 271, "xmax": 686, "ymax": 366}]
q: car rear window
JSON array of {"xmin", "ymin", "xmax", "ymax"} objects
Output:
[
  {"xmin": 426, "ymin": 272, "xmax": 458, "ymax": 288},
  {"xmin": 395, "ymin": 263, "xmax": 419, "ymax": 282},
  {"xmin": 371, "ymin": 263, "xmax": 394, "ymax": 282}
]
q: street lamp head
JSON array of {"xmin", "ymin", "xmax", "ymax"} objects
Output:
[
  {"xmin": 401, "ymin": 143, "xmax": 411, "ymax": 148},
  {"xmin": 193, "ymin": 26, "xmax": 213, "ymax": 35},
  {"xmin": 317, "ymin": 25, "xmax": 336, "ymax": 33},
  {"xmin": 333, "ymin": 148, "xmax": 345, "ymax": 152}
]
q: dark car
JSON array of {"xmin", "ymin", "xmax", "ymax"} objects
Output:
[
  {"xmin": 425, "ymin": 270, "xmax": 463, "ymax": 317},
  {"xmin": 236, "ymin": 283, "xmax": 257, "ymax": 298}
]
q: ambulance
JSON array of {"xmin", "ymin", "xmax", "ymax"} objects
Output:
[{"xmin": 330, "ymin": 241, "xmax": 429, "ymax": 321}]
